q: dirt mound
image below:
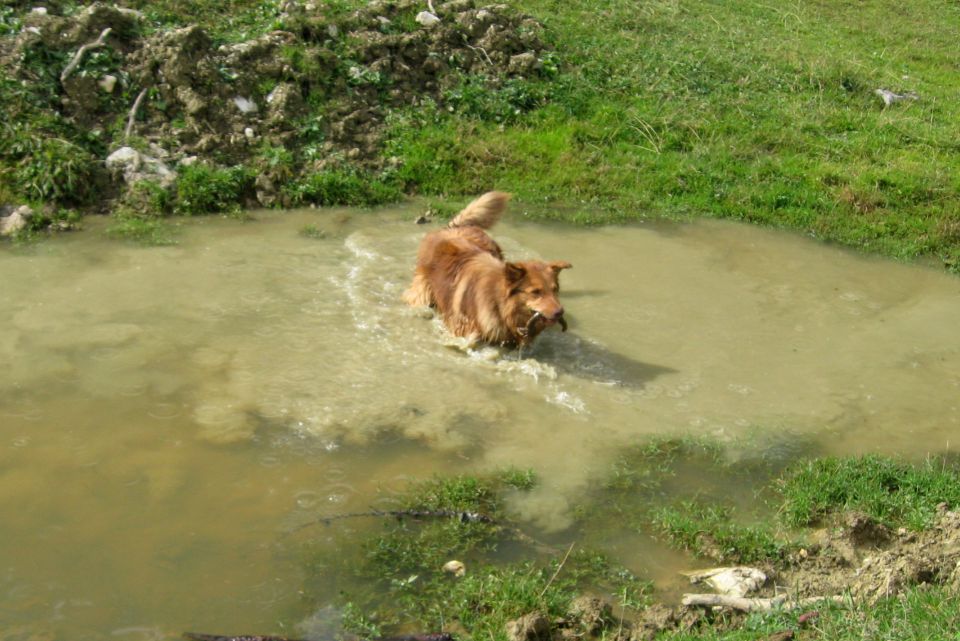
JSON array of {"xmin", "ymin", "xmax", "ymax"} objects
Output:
[
  {"xmin": 777, "ymin": 506, "xmax": 960, "ymax": 603},
  {"xmin": 1, "ymin": 1, "xmax": 552, "ymax": 211}
]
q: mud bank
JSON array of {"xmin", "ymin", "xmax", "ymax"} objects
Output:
[{"xmin": 503, "ymin": 508, "xmax": 960, "ymax": 640}]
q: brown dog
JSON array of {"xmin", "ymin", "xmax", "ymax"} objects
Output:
[{"xmin": 403, "ymin": 192, "xmax": 572, "ymax": 347}]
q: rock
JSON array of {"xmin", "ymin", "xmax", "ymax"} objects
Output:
[
  {"xmin": 176, "ymin": 85, "xmax": 208, "ymax": 116},
  {"xmin": 106, "ymin": 146, "xmax": 176, "ymax": 187},
  {"xmin": 508, "ymin": 52, "xmax": 541, "ymax": 75},
  {"xmin": 506, "ymin": 612, "xmax": 553, "ymax": 641},
  {"xmin": 233, "ymin": 96, "xmax": 259, "ymax": 114},
  {"xmin": 98, "ymin": 74, "xmax": 117, "ymax": 92},
  {"xmin": 416, "ymin": 11, "xmax": 441, "ymax": 27},
  {"xmin": 0, "ymin": 206, "xmax": 34, "ymax": 237},
  {"xmin": 255, "ymin": 173, "xmax": 278, "ymax": 207},
  {"xmin": 266, "ymin": 83, "xmax": 306, "ymax": 123},
  {"xmin": 442, "ymin": 559, "xmax": 466, "ymax": 577}
]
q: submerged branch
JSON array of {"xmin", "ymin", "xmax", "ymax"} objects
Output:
[{"xmin": 290, "ymin": 508, "xmax": 496, "ymax": 533}]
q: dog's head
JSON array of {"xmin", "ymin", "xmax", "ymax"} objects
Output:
[{"xmin": 505, "ymin": 260, "xmax": 572, "ymax": 333}]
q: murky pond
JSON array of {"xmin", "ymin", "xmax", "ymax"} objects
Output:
[{"xmin": 2, "ymin": 204, "xmax": 959, "ymax": 638}]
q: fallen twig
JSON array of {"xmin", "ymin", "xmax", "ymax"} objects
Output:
[
  {"xmin": 61, "ymin": 27, "xmax": 112, "ymax": 82},
  {"xmin": 681, "ymin": 593, "xmax": 844, "ymax": 613},
  {"xmin": 465, "ymin": 43, "xmax": 493, "ymax": 67},
  {"xmin": 538, "ymin": 541, "xmax": 575, "ymax": 599},
  {"xmin": 125, "ymin": 87, "xmax": 149, "ymax": 141}
]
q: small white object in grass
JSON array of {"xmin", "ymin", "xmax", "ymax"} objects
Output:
[
  {"xmin": 874, "ymin": 88, "xmax": 918, "ymax": 107},
  {"xmin": 233, "ymin": 96, "xmax": 259, "ymax": 114},
  {"xmin": 416, "ymin": 11, "xmax": 441, "ymax": 27},
  {"xmin": 442, "ymin": 560, "xmax": 466, "ymax": 577}
]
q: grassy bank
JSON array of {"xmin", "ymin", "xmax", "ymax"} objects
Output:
[
  {"xmin": 294, "ymin": 445, "xmax": 960, "ymax": 640},
  {"xmin": 389, "ymin": 0, "xmax": 960, "ymax": 270},
  {"xmin": 2, "ymin": 0, "xmax": 959, "ymax": 271},
  {"xmin": 476, "ymin": 0, "xmax": 948, "ymax": 271}
]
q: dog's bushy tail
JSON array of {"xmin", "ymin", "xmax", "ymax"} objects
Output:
[{"xmin": 448, "ymin": 191, "xmax": 511, "ymax": 229}]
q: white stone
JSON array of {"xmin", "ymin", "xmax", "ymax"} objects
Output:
[
  {"xmin": 442, "ymin": 560, "xmax": 466, "ymax": 577},
  {"xmin": 244, "ymin": 127, "xmax": 255, "ymax": 140},
  {"xmin": 98, "ymin": 74, "xmax": 118, "ymax": 93},
  {"xmin": 0, "ymin": 206, "xmax": 33, "ymax": 237},
  {"xmin": 30, "ymin": 7, "xmax": 48, "ymax": 15},
  {"xmin": 106, "ymin": 146, "xmax": 176, "ymax": 186},
  {"xmin": 106, "ymin": 146, "xmax": 142, "ymax": 172},
  {"xmin": 233, "ymin": 96, "xmax": 258, "ymax": 114},
  {"xmin": 415, "ymin": 11, "xmax": 441, "ymax": 27}
]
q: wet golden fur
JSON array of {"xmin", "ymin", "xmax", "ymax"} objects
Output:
[{"xmin": 403, "ymin": 192, "xmax": 572, "ymax": 347}]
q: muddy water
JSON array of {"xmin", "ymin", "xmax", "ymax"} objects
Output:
[{"xmin": 2, "ymin": 205, "xmax": 959, "ymax": 638}]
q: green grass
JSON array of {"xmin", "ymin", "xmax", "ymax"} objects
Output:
[
  {"xmin": 105, "ymin": 211, "xmax": 178, "ymax": 245},
  {"xmin": 778, "ymin": 455, "xmax": 960, "ymax": 530},
  {"xmin": 383, "ymin": 0, "xmax": 960, "ymax": 270},
  {"xmin": 651, "ymin": 501, "xmax": 789, "ymax": 564}
]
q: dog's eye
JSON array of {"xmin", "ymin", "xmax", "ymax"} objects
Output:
[{"xmin": 530, "ymin": 288, "xmax": 543, "ymax": 296}]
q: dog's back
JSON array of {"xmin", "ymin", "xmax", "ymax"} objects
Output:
[
  {"xmin": 402, "ymin": 192, "xmax": 511, "ymax": 307},
  {"xmin": 404, "ymin": 192, "xmax": 570, "ymax": 347}
]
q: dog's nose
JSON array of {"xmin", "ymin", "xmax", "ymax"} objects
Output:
[{"xmin": 551, "ymin": 307, "xmax": 564, "ymax": 320}]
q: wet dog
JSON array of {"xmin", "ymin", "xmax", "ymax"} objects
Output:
[{"xmin": 403, "ymin": 192, "xmax": 572, "ymax": 347}]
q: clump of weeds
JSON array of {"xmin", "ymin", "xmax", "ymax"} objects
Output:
[{"xmin": 300, "ymin": 472, "xmax": 649, "ymax": 638}]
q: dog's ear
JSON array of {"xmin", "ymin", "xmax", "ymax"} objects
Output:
[
  {"xmin": 549, "ymin": 261, "xmax": 572, "ymax": 273},
  {"xmin": 505, "ymin": 262, "xmax": 527, "ymax": 284}
]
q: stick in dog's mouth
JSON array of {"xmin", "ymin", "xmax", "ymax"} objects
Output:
[{"xmin": 521, "ymin": 311, "xmax": 567, "ymax": 338}]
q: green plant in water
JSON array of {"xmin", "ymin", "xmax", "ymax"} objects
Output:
[
  {"xmin": 302, "ymin": 473, "xmax": 649, "ymax": 637},
  {"xmin": 651, "ymin": 500, "xmax": 789, "ymax": 564},
  {"xmin": 298, "ymin": 224, "xmax": 327, "ymax": 239},
  {"xmin": 498, "ymin": 467, "xmax": 538, "ymax": 491},
  {"xmin": 105, "ymin": 210, "xmax": 179, "ymax": 246}
]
